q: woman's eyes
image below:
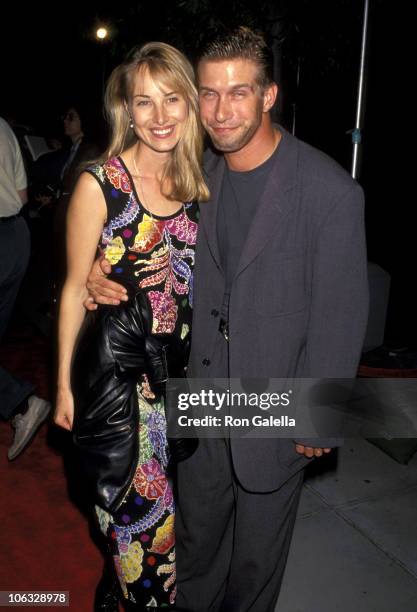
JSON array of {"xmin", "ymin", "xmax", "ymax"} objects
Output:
[{"xmin": 136, "ymin": 97, "xmax": 180, "ymax": 107}]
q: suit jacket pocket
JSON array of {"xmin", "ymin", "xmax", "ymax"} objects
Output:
[{"xmin": 254, "ymin": 254, "xmax": 306, "ymax": 316}]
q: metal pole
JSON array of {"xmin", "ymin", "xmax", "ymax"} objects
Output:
[
  {"xmin": 351, "ymin": 0, "xmax": 370, "ymax": 179},
  {"xmin": 291, "ymin": 56, "xmax": 301, "ymax": 135}
]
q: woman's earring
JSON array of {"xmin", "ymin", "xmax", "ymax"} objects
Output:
[{"xmin": 129, "ymin": 118, "xmax": 134, "ymax": 129}]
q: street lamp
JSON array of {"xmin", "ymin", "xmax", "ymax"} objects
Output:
[{"xmin": 96, "ymin": 27, "xmax": 108, "ymax": 41}]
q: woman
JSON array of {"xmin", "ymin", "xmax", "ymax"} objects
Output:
[{"xmin": 54, "ymin": 42, "xmax": 208, "ymax": 610}]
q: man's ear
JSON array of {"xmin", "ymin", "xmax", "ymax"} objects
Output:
[{"xmin": 263, "ymin": 82, "xmax": 278, "ymax": 113}]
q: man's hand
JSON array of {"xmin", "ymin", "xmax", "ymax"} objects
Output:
[
  {"xmin": 295, "ymin": 444, "xmax": 332, "ymax": 458},
  {"xmin": 84, "ymin": 255, "xmax": 128, "ymax": 310}
]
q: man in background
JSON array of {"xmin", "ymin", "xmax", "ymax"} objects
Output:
[{"xmin": 0, "ymin": 116, "xmax": 50, "ymax": 461}]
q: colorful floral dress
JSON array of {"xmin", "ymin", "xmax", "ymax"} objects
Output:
[{"xmin": 87, "ymin": 156, "xmax": 199, "ymax": 608}]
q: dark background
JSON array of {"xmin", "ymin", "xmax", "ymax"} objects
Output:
[{"xmin": 1, "ymin": 0, "xmax": 413, "ymax": 347}]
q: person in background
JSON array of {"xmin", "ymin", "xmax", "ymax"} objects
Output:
[
  {"xmin": 0, "ymin": 116, "xmax": 50, "ymax": 461},
  {"xmin": 60, "ymin": 104, "xmax": 101, "ymax": 196},
  {"xmin": 54, "ymin": 103, "xmax": 101, "ymax": 293}
]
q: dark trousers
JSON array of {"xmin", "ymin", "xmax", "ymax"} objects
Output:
[
  {"xmin": 0, "ymin": 217, "xmax": 33, "ymax": 419},
  {"xmin": 175, "ymin": 437, "xmax": 304, "ymax": 612}
]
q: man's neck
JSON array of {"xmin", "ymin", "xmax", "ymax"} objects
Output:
[{"xmin": 225, "ymin": 120, "xmax": 281, "ymax": 172}]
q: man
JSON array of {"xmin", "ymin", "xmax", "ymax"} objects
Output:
[
  {"xmin": 86, "ymin": 27, "xmax": 368, "ymax": 611},
  {"xmin": 0, "ymin": 116, "xmax": 50, "ymax": 460}
]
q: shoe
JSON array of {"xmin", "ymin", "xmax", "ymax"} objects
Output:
[
  {"xmin": 361, "ymin": 345, "xmax": 417, "ymax": 368},
  {"xmin": 359, "ymin": 345, "xmax": 417, "ymax": 376},
  {"xmin": 8, "ymin": 396, "xmax": 51, "ymax": 461}
]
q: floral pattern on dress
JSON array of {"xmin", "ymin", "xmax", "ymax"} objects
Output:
[
  {"xmin": 101, "ymin": 191, "xmax": 140, "ymax": 246},
  {"xmin": 119, "ymin": 540, "xmax": 144, "ymax": 583},
  {"xmin": 104, "ymin": 157, "xmax": 132, "ymax": 193},
  {"xmin": 133, "ymin": 457, "xmax": 168, "ymax": 500},
  {"xmin": 95, "ymin": 505, "xmax": 111, "ymax": 534},
  {"xmin": 114, "ymin": 555, "xmax": 129, "ymax": 599},
  {"xmin": 134, "ymin": 232, "xmax": 194, "ymax": 296},
  {"xmin": 131, "ymin": 214, "xmax": 165, "ymax": 253},
  {"xmin": 158, "ymin": 551, "xmax": 176, "ymax": 604},
  {"xmin": 150, "ymin": 514, "xmax": 175, "ymax": 555},
  {"xmin": 165, "ymin": 213, "xmax": 198, "ymax": 244},
  {"xmin": 104, "ymin": 236, "xmax": 126, "ymax": 265},
  {"xmin": 146, "ymin": 291, "xmax": 178, "ymax": 334},
  {"xmin": 147, "ymin": 410, "xmax": 170, "ymax": 468},
  {"xmin": 133, "ymin": 228, "xmax": 194, "ymax": 333},
  {"xmin": 87, "ymin": 157, "xmax": 197, "ymax": 339}
]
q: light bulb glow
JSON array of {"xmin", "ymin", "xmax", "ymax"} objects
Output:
[{"xmin": 96, "ymin": 27, "xmax": 108, "ymax": 40}]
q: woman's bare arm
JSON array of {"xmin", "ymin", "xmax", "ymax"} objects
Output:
[{"xmin": 55, "ymin": 172, "xmax": 106, "ymax": 430}]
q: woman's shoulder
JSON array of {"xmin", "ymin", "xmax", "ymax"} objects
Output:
[
  {"xmin": 84, "ymin": 156, "xmax": 129, "ymax": 187},
  {"xmin": 84, "ymin": 155, "xmax": 120, "ymax": 175}
]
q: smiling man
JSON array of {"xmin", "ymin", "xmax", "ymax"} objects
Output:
[
  {"xmin": 199, "ymin": 59, "xmax": 270, "ymax": 153},
  {"xmin": 85, "ymin": 27, "xmax": 369, "ymax": 612},
  {"xmin": 172, "ymin": 27, "xmax": 369, "ymax": 612}
]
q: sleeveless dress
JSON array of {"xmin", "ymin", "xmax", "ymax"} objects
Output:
[{"xmin": 86, "ymin": 156, "xmax": 199, "ymax": 608}]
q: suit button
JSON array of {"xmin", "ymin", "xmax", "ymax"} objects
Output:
[
  {"xmin": 202, "ymin": 358, "xmax": 211, "ymax": 366},
  {"xmin": 211, "ymin": 309, "xmax": 219, "ymax": 317}
]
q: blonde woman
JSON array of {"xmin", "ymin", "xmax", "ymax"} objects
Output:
[{"xmin": 54, "ymin": 42, "xmax": 208, "ymax": 609}]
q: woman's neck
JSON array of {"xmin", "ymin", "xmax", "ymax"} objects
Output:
[{"xmin": 132, "ymin": 142, "xmax": 170, "ymax": 180}]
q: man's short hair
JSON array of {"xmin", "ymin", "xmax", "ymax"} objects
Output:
[{"xmin": 199, "ymin": 26, "xmax": 274, "ymax": 88}]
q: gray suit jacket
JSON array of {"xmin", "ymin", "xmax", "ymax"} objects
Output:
[{"xmin": 188, "ymin": 128, "xmax": 369, "ymax": 492}]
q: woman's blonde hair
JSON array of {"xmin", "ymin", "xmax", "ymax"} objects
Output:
[{"xmin": 101, "ymin": 41, "xmax": 209, "ymax": 202}]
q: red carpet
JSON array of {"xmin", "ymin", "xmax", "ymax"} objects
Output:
[
  {"xmin": 358, "ymin": 364, "xmax": 417, "ymax": 377},
  {"xmin": 0, "ymin": 324, "xmax": 104, "ymax": 611}
]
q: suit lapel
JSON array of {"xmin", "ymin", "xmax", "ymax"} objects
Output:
[
  {"xmin": 199, "ymin": 150, "xmax": 226, "ymax": 270},
  {"xmin": 199, "ymin": 129, "xmax": 299, "ymax": 277},
  {"xmin": 235, "ymin": 128, "xmax": 299, "ymax": 278}
]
